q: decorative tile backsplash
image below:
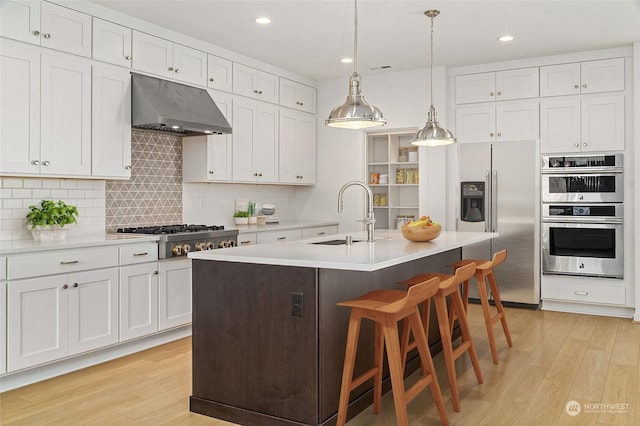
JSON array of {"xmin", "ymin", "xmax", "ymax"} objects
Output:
[{"xmin": 105, "ymin": 130, "xmax": 183, "ymax": 231}]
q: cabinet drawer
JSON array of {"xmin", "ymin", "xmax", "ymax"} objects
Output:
[
  {"xmin": 7, "ymin": 247, "xmax": 119, "ymax": 280},
  {"xmin": 301, "ymin": 225, "xmax": 338, "ymax": 239},
  {"xmin": 237, "ymin": 233, "xmax": 257, "ymax": 246},
  {"xmin": 256, "ymin": 229, "xmax": 301, "ymax": 244},
  {"xmin": 542, "ymin": 279, "xmax": 625, "ymax": 305},
  {"xmin": 119, "ymin": 243, "xmax": 159, "ymax": 265}
]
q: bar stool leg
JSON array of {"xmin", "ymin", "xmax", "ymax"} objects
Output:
[
  {"xmin": 433, "ymin": 291, "xmax": 461, "ymax": 412},
  {"xmin": 336, "ymin": 312, "xmax": 363, "ymax": 426},
  {"xmin": 476, "ymin": 270, "xmax": 500, "ymax": 365},
  {"xmin": 487, "ymin": 271, "xmax": 513, "ymax": 348},
  {"xmin": 382, "ymin": 315, "xmax": 410, "ymax": 426},
  {"xmin": 450, "ymin": 286, "xmax": 484, "ymax": 384},
  {"xmin": 373, "ymin": 322, "xmax": 384, "ymax": 413}
]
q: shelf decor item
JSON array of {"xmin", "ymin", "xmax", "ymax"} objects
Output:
[
  {"xmin": 247, "ymin": 201, "xmax": 257, "ymax": 224},
  {"xmin": 233, "ymin": 210, "xmax": 250, "ymax": 225},
  {"xmin": 26, "ymin": 200, "xmax": 79, "ymax": 242}
]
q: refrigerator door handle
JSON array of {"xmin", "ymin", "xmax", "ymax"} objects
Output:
[
  {"xmin": 492, "ymin": 170, "xmax": 498, "ymax": 232},
  {"xmin": 485, "ymin": 170, "xmax": 491, "ymax": 232}
]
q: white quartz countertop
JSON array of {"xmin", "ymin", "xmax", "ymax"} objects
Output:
[
  {"xmin": 0, "ymin": 233, "xmax": 159, "ymax": 255},
  {"xmin": 189, "ymin": 230, "xmax": 497, "ymax": 272},
  {"xmin": 232, "ymin": 220, "xmax": 339, "ymax": 234}
]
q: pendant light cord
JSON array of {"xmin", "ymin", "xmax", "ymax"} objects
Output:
[
  {"xmin": 353, "ymin": 0, "xmax": 358, "ymax": 77},
  {"xmin": 429, "ymin": 13, "xmax": 434, "ymax": 108}
]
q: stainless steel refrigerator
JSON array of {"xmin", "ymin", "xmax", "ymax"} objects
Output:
[{"xmin": 456, "ymin": 140, "xmax": 539, "ymax": 306}]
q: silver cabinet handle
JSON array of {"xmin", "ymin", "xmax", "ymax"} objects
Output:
[
  {"xmin": 31, "ymin": 160, "xmax": 40, "ymax": 165},
  {"xmin": 209, "ymin": 77, "xmax": 214, "ymax": 82},
  {"xmin": 174, "ymin": 68, "xmax": 179, "ymax": 73},
  {"xmin": 497, "ymin": 132, "xmax": 502, "ymax": 137},
  {"xmin": 583, "ymin": 142, "xmax": 588, "ymax": 147},
  {"xmin": 125, "ymin": 55, "xmax": 132, "ymax": 60},
  {"xmin": 258, "ymin": 90, "xmax": 263, "ymax": 94},
  {"xmin": 125, "ymin": 165, "xmax": 132, "ymax": 170},
  {"xmin": 253, "ymin": 90, "xmax": 259, "ymax": 93},
  {"xmin": 43, "ymin": 160, "xmax": 50, "ymax": 166},
  {"xmin": 60, "ymin": 260, "xmax": 79, "ymax": 265},
  {"xmin": 490, "ymin": 132, "xmax": 494, "ymax": 137},
  {"xmin": 133, "ymin": 252, "xmax": 148, "ymax": 256},
  {"xmin": 489, "ymin": 92, "xmax": 494, "ymax": 96},
  {"xmin": 582, "ymin": 84, "xmax": 587, "ymax": 88},
  {"xmin": 317, "ymin": 232, "xmax": 326, "ymax": 235},
  {"xmin": 277, "ymin": 236, "xmax": 287, "ymax": 240},
  {"xmin": 43, "ymin": 33, "xmax": 51, "ymax": 39},
  {"xmin": 32, "ymin": 30, "xmax": 40, "ymax": 36},
  {"xmin": 168, "ymin": 67, "xmax": 174, "ymax": 71},
  {"xmin": 574, "ymin": 84, "xmax": 579, "ymax": 89},
  {"xmin": 575, "ymin": 291, "xmax": 589, "ymax": 296},
  {"xmin": 574, "ymin": 143, "xmax": 580, "ymax": 147},
  {"xmin": 492, "ymin": 170, "xmax": 498, "ymax": 232},
  {"xmin": 496, "ymin": 91, "xmax": 502, "ymax": 96},
  {"xmin": 240, "ymin": 240, "xmax": 252, "ymax": 245},
  {"xmin": 63, "ymin": 284, "xmax": 68, "ymax": 289},
  {"xmin": 154, "ymin": 271, "xmax": 159, "ymax": 275},
  {"xmin": 209, "ymin": 170, "xmax": 214, "ymax": 174},
  {"xmin": 73, "ymin": 283, "xmax": 79, "ymax": 288}
]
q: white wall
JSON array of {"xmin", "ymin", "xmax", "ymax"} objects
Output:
[{"xmin": 296, "ymin": 67, "xmax": 452, "ymax": 233}]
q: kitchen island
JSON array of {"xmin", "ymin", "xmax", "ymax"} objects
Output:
[{"xmin": 188, "ymin": 230, "xmax": 496, "ymax": 426}]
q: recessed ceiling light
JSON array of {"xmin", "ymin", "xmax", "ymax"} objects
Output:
[
  {"xmin": 256, "ymin": 17, "xmax": 271, "ymax": 24},
  {"xmin": 341, "ymin": 57, "xmax": 353, "ymax": 63},
  {"xmin": 498, "ymin": 35, "xmax": 514, "ymax": 42}
]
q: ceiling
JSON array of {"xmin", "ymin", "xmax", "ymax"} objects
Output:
[{"xmin": 88, "ymin": 0, "xmax": 640, "ymax": 81}]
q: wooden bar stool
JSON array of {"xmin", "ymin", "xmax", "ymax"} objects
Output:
[
  {"xmin": 398, "ymin": 262, "xmax": 483, "ymax": 413},
  {"xmin": 449, "ymin": 249, "xmax": 513, "ymax": 365},
  {"xmin": 336, "ymin": 277, "xmax": 448, "ymax": 426}
]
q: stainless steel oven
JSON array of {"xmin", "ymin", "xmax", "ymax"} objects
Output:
[
  {"xmin": 542, "ymin": 204, "xmax": 623, "ymax": 278},
  {"xmin": 542, "ymin": 154, "xmax": 623, "ymax": 203}
]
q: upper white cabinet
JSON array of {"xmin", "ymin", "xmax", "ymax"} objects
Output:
[
  {"xmin": 207, "ymin": 54, "xmax": 232, "ymax": 92},
  {"xmin": 455, "ymin": 100, "xmax": 539, "ymax": 143},
  {"xmin": 540, "ymin": 94, "xmax": 624, "ymax": 153},
  {"xmin": 92, "ymin": 17, "xmax": 132, "ymax": 67},
  {"xmin": 92, "ymin": 64, "xmax": 132, "ymax": 179},
  {"xmin": 232, "ymin": 97, "xmax": 279, "ymax": 182},
  {"xmin": 455, "ymin": 68, "xmax": 539, "ymax": 104},
  {"xmin": 183, "ymin": 90, "xmax": 234, "ymax": 182},
  {"xmin": 279, "ymin": 109, "xmax": 316, "ymax": 184},
  {"xmin": 132, "ymin": 31, "xmax": 207, "ymax": 86},
  {"xmin": 233, "ymin": 63, "xmax": 279, "ymax": 103},
  {"xmin": 280, "ymin": 78, "xmax": 316, "ymax": 113},
  {"xmin": 0, "ymin": 1, "xmax": 91, "ymax": 57},
  {"xmin": 539, "ymin": 58, "xmax": 624, "ymax": 97}
]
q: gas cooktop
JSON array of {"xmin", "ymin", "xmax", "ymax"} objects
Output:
[{"xmin": 116, "ymin": 224, "xmax": 226, "ymax": 234}]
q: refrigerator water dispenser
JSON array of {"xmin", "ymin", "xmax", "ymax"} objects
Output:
[{"xmin": 461, "ymin": 181, "xmax": 485, "ymax": 222}]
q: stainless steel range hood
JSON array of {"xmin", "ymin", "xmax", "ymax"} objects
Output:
[{"xmin": 131, "ymin": 73, "xmax": 232, "ymax": 135}]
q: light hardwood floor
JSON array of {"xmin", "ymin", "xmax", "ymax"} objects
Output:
[{"xmin": 1, "ymin": 304, "xmax": 639, "ymax": 425}]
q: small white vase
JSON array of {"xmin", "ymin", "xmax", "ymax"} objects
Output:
[
  {"xmin": 234, "ymin": 217, "xmax": 249, "ymax": 225},
  {"xmin": 30, "ymin": 225, "xmax": 69, "ymax": 242},
  {"xmin": 248, "ymin": 216, "xmax": 257, "ymax": 224}
]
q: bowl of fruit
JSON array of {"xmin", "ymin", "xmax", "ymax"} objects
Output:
[{"xmin": 401, "ymin": 216, "xmax": 441, "ymax": 242}]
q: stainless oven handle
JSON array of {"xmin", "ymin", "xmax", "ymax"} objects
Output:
[
  {"xmin": 541, "ymin": 166, "xmax": 623, "ymax": 174},
  {"xmin": 492, "ymin": 170, "xmax": 498, "ymax": 233},
  {"xmin": 542, "ymin": 217, "xmax": 623, "ymax": 225},
  {"xmin": 485, "ymin": 170, "xmax": 490, "ymax": 233}
]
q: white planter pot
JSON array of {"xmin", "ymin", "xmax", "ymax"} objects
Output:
[
  {"xmin": 248, "ymin": 216, "xmax": 258, "ymax": 224},
  {"xmin": 234, "ymin": 217, "xmax": 249, "ymax": 225},
  {"xmin": 30, "ymin": 225, "xmax": 69, "ymax": 242}
]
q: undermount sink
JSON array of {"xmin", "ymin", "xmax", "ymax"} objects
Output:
[{"xmin": 311, "ymin": 239, "xmax": 364, "ymax": 246}]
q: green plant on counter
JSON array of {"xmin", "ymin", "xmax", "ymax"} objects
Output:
[
  {"xmin": 233, "ymin": 210, "xmax": 250, "ymax": 218},
  {"xmin": 26, "ymin": 200, "xmax": 79, "ymax": 228},
  {"xmin": 247, "ymin": 201, "xmax": 256, "ymax": 216}
]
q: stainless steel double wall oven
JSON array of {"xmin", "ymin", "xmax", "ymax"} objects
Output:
[{"xmin": 541, "ymin": 154, "xmax": 624, "ymax": 278}]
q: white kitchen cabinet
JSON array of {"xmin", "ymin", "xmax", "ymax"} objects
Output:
[
  {"xmin": 279, "ymin": 109, "xmax": 316, "ymax": 184},
  {"xmin": 40, "ymin": 52, "xmax": 92, "ymax": 176},
  {"xmin": 256, "ymin": 229, "xmax": 301, "ymax": 244},
  {"xmin": 0, "ymin": 1, "xmax": 91, "ymax": 57},
  {"xmin": 92, "ymin": 17, "xmax": 132, "ymax": 67},
  {"xmin": 539, "ymin": 58, "xmax": 624, "ymax": 97},
  {"xmin": 279, "ymin": 78, "xmax": 316, "ymax": 113},
  {"xmin": 455, "ymin": 100, "xmax": 539, "ymax": 143},
  {"xmin": 1, "ymin": 260, "xmax": 6, "ymax": 375},
  {"xmin": 300, "ymin": 225, "xmax": 338, "ymax": 239},
  {"xmin": 92, "ymin": 64, "xmax": 132, "ymax": 179},
  {"xmin": 455, "ymin": 68, "xmax": 539, "ymax": 104},
  {"xmin": 540, "ymin": 94, "xmax": 624, "ymax": 153},
  {"xmin": 6, "ymin": 267, "xmax": 119, "ymax": 372},
  {"xmin": 207, "ymin": 54, "xmax": 232, "ymax": 92},
  {"xmin": 132, "ymin": 31, "xmax": 207, "ymax": 86},
  {"xmin": 158, "ymin": 258, "xmax": 192, "ymax": 330},
  {"xmin": 237, "ymin": 232, "xmax": 257, "ymax": 246},
  {"xmin": 119, "ymin": 262, "xmax": 159, "ymax": 342},
  {"xmin": 233, "ymin": 63, "xmax": 279, "ymax": 103},
  {"xmin": 183, "ymin": 90, "xmax": 233, "ymax": 182},
  {"xmin": 232, "ymin": 97, "xmax": 279, "ymax": 183},
  {"xmin": 0, "ymin": 0, "xmax": 40, "ymax": 45}
]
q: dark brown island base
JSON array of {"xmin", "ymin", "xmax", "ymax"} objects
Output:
[{"xmin": 188, "ymin": 230, "xmax": 496, "ymax": 425}]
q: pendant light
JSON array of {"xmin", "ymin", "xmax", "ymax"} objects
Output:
[
  {"xmin": 325, "ymin": 0, "xmax": 386, "ymax": 129},
  {"xmin": 411, "ymin": 10, "xmax": 456, "ymax": 146}
]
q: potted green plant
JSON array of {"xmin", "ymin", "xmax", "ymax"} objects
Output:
[
  {"xmin": 233, "ymin": 210, "xmax": 250, "ymax": 225},
  {"xmin": 26, "ymin": 200, "xmax": 79, "ymax": 241},
  {"xmin": 247, "ymin": 201, "xmax": 257, "ymax": 224}
]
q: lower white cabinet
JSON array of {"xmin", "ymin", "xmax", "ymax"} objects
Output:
[
  {"xmin": 159, "ymin": 258, "xmax": 192, "ymax": 330},
  {"xmin": 1, "ymin": 279, "xmax": 6, "ymax": 375},
  {"xmin": 119, "ymin": 262, "xmax": 159, "ymax": 342},
  {"xmin": 6, "ymin": 268, "xmax": 119, "ymax": 372},
  {"xmin": 238, "ymin": 232, "xmax": 257, "ymax": 246},
  {"xmin": 256, "ymin": 229, "xmax": 301, "ymax": 244},
  {"xmin": 300, "ymin": 225, "xmax": 338, "ymax": 239}
]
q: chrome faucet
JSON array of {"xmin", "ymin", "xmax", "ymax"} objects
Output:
[{"xmin": 338, "ymin": 181, "xmax": 375, "ymax": 242}]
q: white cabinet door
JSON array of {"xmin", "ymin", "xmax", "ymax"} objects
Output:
[
  {"xmin": 233, "ymin": 63, "xmax": 279, "ymax": 103},
  {"xmin": 0, "ymin": 41, "xmax": 41, "ymax": 174},
  {"xmin": 279, "ymin": 109, "xmax": 316, "ymax": 184},
  {"xmin": 580, "ymin": 58, "xmax": 625, "ymax": 94},
  {"xmin": 119, "ymin": 263, "xmax": 158, "ymax": 342},
  {"xmin": 207, "ymin": 54, "xmax": 232, "ymax": 92},
  {"xmin": 455, "ymin": 104, "xmax": 495, "ymax": 143},
  {"xmin": 495, "ymin": 68, "xmax": 539, "ymax": 101},
  {"xmin": 92, "ymin": 17, "xmax": 132, "ymax": 67},
  {"xmin": 279, "ymin": 78, "xmax": 316, "ymax": 113},
  {"xmin": 92, "ymin": 64, "xmax": 132, "ymax": 179},
  {"xmin": 7, "ymin": 275, "xmax": 69, "ymax": 371},
  {"xmin": 0, "ymin": 279, "xmax": 6, "ymax": 375},
  {"xmin": 158, "ymin": 258, "xmax": 192, "ymax": 330},
  {"xmin": 173, "ymin": 43, "xmax": 207, "ymax": 86},
  {"xmin": 232, "ymin": 98, "xmax": 279, "ymax": 182},
  {"xmin": 183, "ymin": 90, "xmax": 233, "ymax": 182},
  {"xmin": 0, "ymin": 0, "xmax": 40, "ymax": 44},
  {"xmin": 40, "ymin": 1, "xmax": 91, "ymax": 58},
  {"xmin": 581, "ymin": 95, "xmax": 625, "ymax": 152},
  {"xmin": 68, "ymin": 268, "xmax": 119, "ymax": 355},
  {"xmin": 539, "ymin": 63, "xmax": 581, "ymax": 97},
  {"xmin": 40, "ymin": 53, "xmax": 91, "ymax": 176},
  {"xmin": 455, "ymin": 72, "xmax": 495, "ymax": 104},
  {"xmin": 132, "ymin": 31, "xmax": 173, "ymax": 78},
  {"xmin": 540, "ymin": 97, "xmax": 581, "ymax": 153},
  {"xmin": 495, "ymin": 100, "xmax": 539, "ymax": 142}
]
